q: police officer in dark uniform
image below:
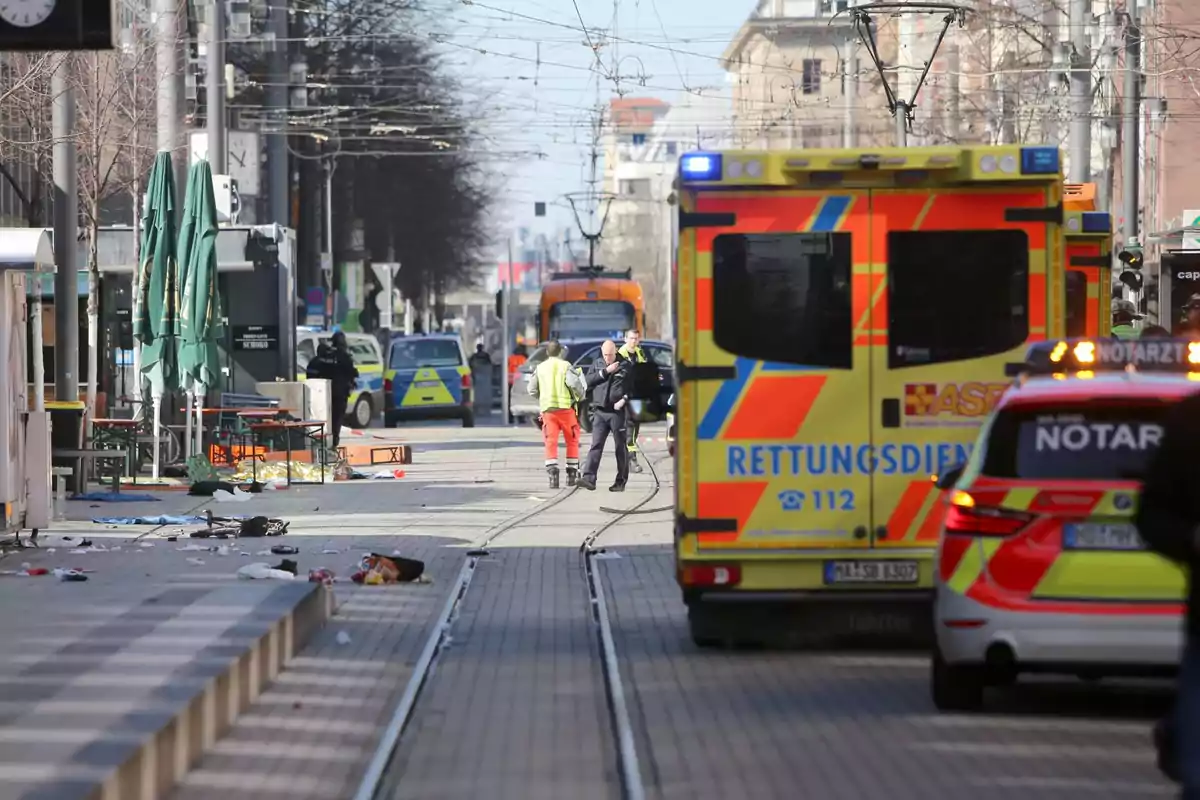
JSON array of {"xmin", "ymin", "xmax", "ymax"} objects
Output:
[{"xmin": 306, "ymin": 331, "xmax": 358, "ymax": 448}]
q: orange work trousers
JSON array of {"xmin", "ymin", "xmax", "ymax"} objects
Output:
[{"xmin": 542, "ymin": 408, "xmax": 581, "ymax": 468}]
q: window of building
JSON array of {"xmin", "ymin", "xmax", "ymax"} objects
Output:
[
  {"xmin": 802, "ymin": 59, "xmax": 821, "ymax": 95},
  {"xmin": 632, "ymin": 133, "xmax": 646, "ymax": 145},
  {"xmin": 712, "ymin": 232, "xmax": 853, "ymax": 369},
  {"xmin": 665, "ymin": 141, "xmax": 677, "ymax": 156},
  {"xmin": 886, "ymin": 230, "xmax": 1029, "ymax": 369},
  {"xmin": 619, "ymin": 178, "xmax": 651, "ymax": 197},
  {"xmin": 1065, "ymin": 270, "xmax": 1089, "ymax": 337}
]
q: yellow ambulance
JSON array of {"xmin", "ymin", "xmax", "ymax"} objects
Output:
[{"xmin": 673, "ymin": 145, "xmax": 1067, "ymax": 646}]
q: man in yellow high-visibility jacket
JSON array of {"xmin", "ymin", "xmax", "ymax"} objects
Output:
[
  {"xmin": 617, "ymin": 329, "xmax": 647, "ymax": 474},
  {"xmin": 527, "ymin": 340, "xmax": 586, "ymax": 489}
]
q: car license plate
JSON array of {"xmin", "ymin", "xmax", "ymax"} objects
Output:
[
  {"xmin": 414, "ymin": 380, "xmax": 440, "ymax": 388},
  {"xmin": 823, "ymin": 560, "xmax": 919, "ymax": 585},
  {"xmin": 1062, "ymin": 523, "xmax": 1144, "ymax": 551}
]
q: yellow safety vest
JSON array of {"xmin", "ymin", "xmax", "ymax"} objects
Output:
[
  {"xmin": 618, "ymin": 344, "xmax": 646, "ymax": 363},
  {"xmin": 535, "ymin": 357, "xmax": 575, "ymax": 412}
]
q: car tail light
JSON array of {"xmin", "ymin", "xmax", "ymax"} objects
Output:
[
  {"xmin": 384, "ymin": 376, "xmax": 392, "ymax": 393},
  {"xmin": 461, "ymin": 372, "xmax": 472, "ymax": 389},
  {"xmin": 679, "ymin": 564, "xmax": 741, "ymax": 587},
  {"xmin": 943, "ymin": 490, "xmax": 1033, "ymax": 536}
]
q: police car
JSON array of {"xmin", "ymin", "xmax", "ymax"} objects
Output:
[{"xmin": 930, "ymin": 338, "xmax": 1189, "ymax": 711}]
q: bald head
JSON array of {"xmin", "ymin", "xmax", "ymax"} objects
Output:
[{"xmin": 601, "ymin": 340, "xmax": 617, "ymax": 364}]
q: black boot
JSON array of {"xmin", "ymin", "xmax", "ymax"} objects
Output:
[
  {"xmin": 547, "ymin": 467, "xmax": 560, "ymax": 489},
  {"xmin": 566, "ymin": 468, "xmax": 578, "ymax": 487}
]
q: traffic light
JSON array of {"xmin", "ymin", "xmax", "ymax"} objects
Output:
[
  {"xmin": 0, "ymin": 1, "xmax": 114, "ymax": 50},
  {"xmin": 1118, "ymin": 241, "xmax": 1144, "ymax": 292}
]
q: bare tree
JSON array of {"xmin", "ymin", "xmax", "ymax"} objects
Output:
[
  {"xmin": 0, "ymin": 53, "xmax": 55, "ymax": 226},
  {"xmin": 915, "ymin": 0, "xmax": 1067, "ymax": 146},
  {"xmin": 72, "ymin": 25, "xmax": 157, "ymax": 419}
]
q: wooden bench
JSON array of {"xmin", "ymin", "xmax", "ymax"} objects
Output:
[{"xmin": 52, "ymin": 448, "xmax": 130, "ymax": 494}]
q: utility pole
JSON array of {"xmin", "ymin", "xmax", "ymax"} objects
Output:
[
  {"xmin": 206, "ymin": 0, "xmax": 227, "ymax": 173},
  {"xmin": 842, "ymin": 39, "xmax": 858, "ymax": 147},
  {"xmin": 894, "ymin": 101, "xmax": 908, "ymax": 146},
  {"xmin": 500, "ymin": 237, "xmax": 512, "ymax": 426},
  {"xmin": 323, "ymin": 159, "xmax": 334, "ymax": 329},
  {"xmin": 267, "ymin": 0, "xmax": 289, "ymax": 226},
  {"xmin": 154, "ymin": 0, "xmax": 183, "ymax": 194},
  {"xmin": 1122, "ymin": 0, "xmax": 1141, "ymax": 244},
  {"xmin": 851, "ymin": 6, "xmax": 965, "ymax": 148},
  {"xmin": 52, "ymin": 57, "xmax": 79, "ymax": 403},
  {"xmin": 1068, "ymin": 0, "xmax": 1093, "ymax": 183},
  {"xmin": 944, "ymin": 43, "xmax": 960, "ymax": 142}
]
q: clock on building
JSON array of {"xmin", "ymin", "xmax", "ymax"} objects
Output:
[
  {"xmin": 0, "ymin": 0, "xmax": 114, "ymax": 49},
  {"xmin": 0, "ymin": 0, "xmax": 57, "ymax": 28}
]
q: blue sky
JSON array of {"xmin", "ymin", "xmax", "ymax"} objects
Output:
[{"xmin": 425, "ymin": 0, "xmax": 755, "ymax": 245}]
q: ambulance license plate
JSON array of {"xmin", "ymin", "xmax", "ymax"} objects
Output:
[
  {"xmin": 824, "ymin": 560, "xmax": 919, "ymax": 584},
  {"xmin": 1062, "ymin": 523, "xmax": 1144, "ymax": 551}
]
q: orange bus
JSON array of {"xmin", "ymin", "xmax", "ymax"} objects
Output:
[
  {"xmin": 1063, "ymin": 183, "xmax": 1113, "ymax": 338},
  {"xmin": 539, "ymin": 268, "xmax": 646, "ymax": 340}
]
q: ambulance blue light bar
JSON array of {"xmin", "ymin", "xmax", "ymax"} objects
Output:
[
  {"xmin": 680, "ymin": 152, "xmax": 721, "ymax": 181},
  {"xmin": 1019, "ymin": 147, "xmax": 1060, "ymax": 175},
  {"xmin": 1081, "ymin": 211, "xmax": 1111, "ymax": 234},
  {"xmin": 1009, "ymin": 337, "xmax": 1200, "ymax": 377}
]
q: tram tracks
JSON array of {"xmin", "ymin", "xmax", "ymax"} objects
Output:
[
  {"xmin": 580, "ymin": 453, "xmax": 669, "ymax": 800},
  {"xmin": 353, "ymin": 451, "xmax": 671, "ymax": 800}
]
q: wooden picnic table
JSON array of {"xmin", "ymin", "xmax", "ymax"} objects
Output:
[
  {"xmin": 179, "ymin": 407, "xmax": 294, "ymax": 415},
  {"xmin": 89, "ymin": 418, "xmax": 141, "ymax": 481},
  {"xmin": 245, "ymin": 419, "xmax": 330, "ymax": 485}
]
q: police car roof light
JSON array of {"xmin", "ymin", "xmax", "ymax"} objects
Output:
[
  {"xmin": 1019, "ymin": 146, "xmax": 1060, "ymax": 175},
  {"xmin": 680, "ymin": 153, "xmax": 721, "ymax": 180},
  {"xmin": 1021, "ymin": 337, "xmax": 1200, "ymax": 376},
  {"xmin": 1080, "ymin": 211, "xmax": 1111, "ymax": 233}
]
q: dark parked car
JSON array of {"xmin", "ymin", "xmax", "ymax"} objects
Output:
[{"xmin": 511, "ymin": 338, "xmax": 674, "ymax": 432}]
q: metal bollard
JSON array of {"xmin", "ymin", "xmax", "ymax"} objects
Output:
[{"xmin": 52, "ymin": 468, "xmax": 70, "ymax": 521}]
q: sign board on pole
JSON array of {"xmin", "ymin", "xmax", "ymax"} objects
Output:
[
  {"xmin": 1184, "ymin": 210, "xmax": 1200, "ymax": 251},
  {"xmin": 372, "ymin": 263, "xmax": 397, "ymax": 330}
]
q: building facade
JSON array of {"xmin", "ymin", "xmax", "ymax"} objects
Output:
[
  {"xmin": 599, "ymin": 95, "xmax": 733, "ymax": 338},
  {"xmin": 721, "ymin": 0, "xmax": 896, "ymax": 149}
]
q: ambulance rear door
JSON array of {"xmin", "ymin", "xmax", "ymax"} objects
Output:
[
  {"xmin": 868, "ymin": 180, "xmax": 1062, "ymax": 560},
  {"xmin": 676, "ymin": 188, "xmax": 873, "ymax": 557},
  {"xmin": 1065, "ymin": 211, "xmax": 1113, "ymax": 337}
]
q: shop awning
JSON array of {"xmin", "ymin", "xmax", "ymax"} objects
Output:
[{"xmin": 0, "ymin": 228, "xmax": 55, "ymax": 272}]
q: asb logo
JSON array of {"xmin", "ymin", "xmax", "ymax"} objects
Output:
[{"xmin": 904, "ymin": 382, "xmax": 1009, "ymax": 417}]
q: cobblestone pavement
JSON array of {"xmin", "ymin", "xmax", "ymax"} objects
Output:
[
  {"xmin": 599, "ymin": 547, "xmax": 1175, "ymax": 800},
  {"xmin": 380, "ymin": 548, "xmax": 619, "ymax": 800}
]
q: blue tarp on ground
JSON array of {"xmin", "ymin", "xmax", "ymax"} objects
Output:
[
  {"xmin": 93, "ymin": 515, "xmax": 205, "ymax": 525},
  {"xmin": 72, "ymin": 492, "xmax": 161, "ymax": 502}
]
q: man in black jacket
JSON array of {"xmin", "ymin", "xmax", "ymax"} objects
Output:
[
  {"xmin": 306, "ymin": 332, "xmax": 359, "ymax": 448},
  {"xmin": 579, "ymin": 340, "xmax": 629, "ymax": 492},
  {"xmin": 1135, "ymin": 391, "xmax": 1200, "ymax": 795}
]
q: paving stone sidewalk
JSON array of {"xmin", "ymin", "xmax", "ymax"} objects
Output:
[{"xmin": 599, "ymin": 548, "xmax": 1174, "ymax": 800}]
